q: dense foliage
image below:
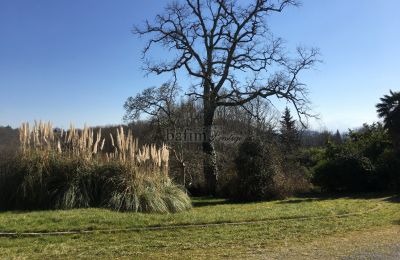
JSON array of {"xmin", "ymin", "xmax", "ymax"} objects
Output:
[
  {"xmin": 233, "ymin": 137, "xmax": 310, "ymax": 200},
  {"xmin": 312, "ymin": 123, "xmax": 400, "ymax": 192}
]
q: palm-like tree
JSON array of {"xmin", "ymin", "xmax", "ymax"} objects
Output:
[{"xmin": 376, "ymin": 90, "xmax": 400, "ymax": 150}]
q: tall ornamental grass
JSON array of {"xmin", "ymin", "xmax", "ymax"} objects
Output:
[{"xmin": 0, "ymin": 121, "xmax": 191, "ymax": 213}]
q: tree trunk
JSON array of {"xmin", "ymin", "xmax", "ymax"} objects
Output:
[{"xmin": 203, "ymin": 99, "xmax": 218, "ymax": 196}]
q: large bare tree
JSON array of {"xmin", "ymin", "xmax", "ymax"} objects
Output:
[{"xmin": 134, "ymin": 0, "xmax": 319, "ymax": 195}]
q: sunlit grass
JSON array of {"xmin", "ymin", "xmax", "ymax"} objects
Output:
[
  {"xmin": 0, "ymin": 194, "xmax": 399, "ymax": 259},
  {"xmin": 0, "ymin": 195, "xmax": 389, "ymax": 233}
]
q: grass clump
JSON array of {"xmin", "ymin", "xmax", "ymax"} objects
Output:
[
  {"xmin": 0, "ymin": 121, "xmax": 191, "ymax": 213},
  {"xmin": 104, "ymin": 162, "xmax": 191, "ymax": 213}
]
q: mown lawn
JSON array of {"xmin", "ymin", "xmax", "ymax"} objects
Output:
[{"xmin": 0, "ymin": 194, "xmax": 399, "ymax": 259}]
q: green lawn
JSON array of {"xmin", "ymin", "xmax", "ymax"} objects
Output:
[{"xmin": 0, "ymin": 194, "xmax": 399, "ymax": 259}]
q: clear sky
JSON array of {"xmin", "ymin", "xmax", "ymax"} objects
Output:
[{"xmin": 0, "ymin": 0, "xmax": 399, "ymax": 131}]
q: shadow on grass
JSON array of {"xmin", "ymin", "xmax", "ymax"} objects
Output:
[
  {"xmin": 191, "ymin": 197, "xmax": 243, "ymax": 207},
  {"xmin": 3, "ymin": 193, "xmax": 399, "ymax": 212},
  {"xmin": 384, "ymin": 195, "xmax": 400, "ymax": 203},
  {"xmin": 192, "ymin": 192, "xmax": 400, "ymax": 208},
  {"xmin": 191, "ymin": 192, "xmax": 400, "ymax": 208},
  {"xmin": 277, "ymin": 192, "xmax": 400, "ymax": 204}
]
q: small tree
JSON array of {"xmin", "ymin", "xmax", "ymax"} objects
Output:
[
  {"xmin": 133, "ymin": 0, "xmax": 319, "ymax": 195},
  {"xmin": 280, "ymin": 107, "xmax": 300, "ymax": 154},
  {"xmin": 333, "ymin": 130, "xmax": 342, "ymax": 144}
]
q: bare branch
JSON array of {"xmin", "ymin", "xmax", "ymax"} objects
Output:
[
  {"xmin": 133, "ymin": 0, "xmax": 319, "ymax": 122},
  {"xmin": 123, "ymin": 81, "xmax": 181, "ymax": 124}
]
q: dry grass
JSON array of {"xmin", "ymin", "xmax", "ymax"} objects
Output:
[{"xmin": 19, "ymin": 121, "xmax": 169, "ymax": 169}]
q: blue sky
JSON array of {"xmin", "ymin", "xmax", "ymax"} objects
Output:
[{"xmin": 0, "ymin": 0, "xmax": 399, "ymax": 131}]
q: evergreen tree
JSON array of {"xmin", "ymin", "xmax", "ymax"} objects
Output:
[
  {"xmin": 333, "ymin": 130, "xmax": 342, "ymax": 144},
  {"xmin": 280, "ymin": 107, "xmax": 300, "ymax": 154}
]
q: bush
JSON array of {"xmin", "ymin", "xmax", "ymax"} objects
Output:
[
  {"xmin": 311, "ymin": 123, "xmax": 399, "ymax": 192},
  {"xmin": 298, "ymin": 148, "xmax": 325, "ymax": 169},
  {"xmin": 313, "ymin": 154, "xmax": 374, "ymax": 192},
  {"xmin": 281, "ymin": 162, "xmax": 313, "ymax": 194},
  {"xmin": 235, "ymin": 138, "xmax": 286, "ymax": 200},
  {"xmin": 374, "ymin": 148, "xmax": 400, "ymax": 191}
]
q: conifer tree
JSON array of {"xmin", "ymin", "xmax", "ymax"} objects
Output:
[
  {"xmin": 280, "ymin": 107, "xmax": 300, "ymax": 154},
  {"xmin": 333, "ymin": 130, "xmax": 342, "ymax": 144}
]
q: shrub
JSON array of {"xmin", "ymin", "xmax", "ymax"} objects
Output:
[
  {"xmin": 235, "ymin": 138, "xmax": 286, "ymax": 200},
  {"xmin": 298, "ymin": 148, "xmax": 325, "ymax": 169},
  {"xmin": 281, "ymin": 162, "xmax": 313, "ymax": 194},
  {"xmin": 374, "ymin": 148, "xmax": 400, "ymax": 191},
  {"xmin": 311, "ymin": 123, "xmax": 399, "ymax": 192},
  {"xmin": 312, "ymin": 154, "xmax": 374, "ymax": 192}
]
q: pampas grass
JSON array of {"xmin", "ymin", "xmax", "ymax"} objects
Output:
[
  {"xmin": 104, "ymin": 162, "xmax": 190, "ymax": 213},
  {"xmin": 19, "ymin": 122, "xmax": 170, "ymax": 170},
  {"xmin": 0, "ymin": 121, "xmax": 190, "ymax": 213}
]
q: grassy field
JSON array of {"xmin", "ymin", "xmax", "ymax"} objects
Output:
[{"xmin": 0, "ymin": 194, "xmax": 399, "ymax": 259}]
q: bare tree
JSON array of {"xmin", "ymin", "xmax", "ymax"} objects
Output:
[
  {"xmin": 124, "ymin": 82, "xmax": 202, "ymax": 188},
  {"xmin": 124, "ymin": 81, "xmax": 179, "ymax": 124},
  {"xmin": 134, "ymin": 0, "xmax": 320, "ymax": 195}
]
